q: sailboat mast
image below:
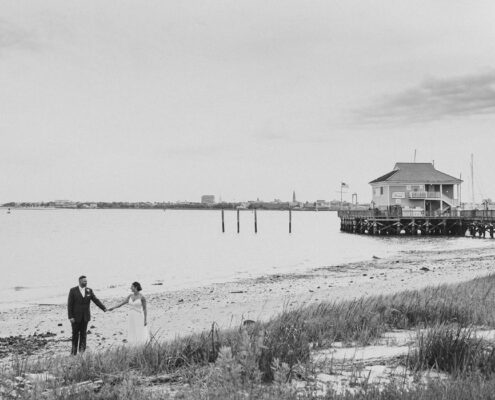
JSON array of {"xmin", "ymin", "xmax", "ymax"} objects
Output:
[
  {"xmin": 471, "ymin": 154, "xmax": 475, "ymax": 208},
  {"xmin": 459, "ymin": 172, "xmax": 462, "ymax": 207}
]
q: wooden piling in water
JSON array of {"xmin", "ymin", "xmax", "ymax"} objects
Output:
[
  {"xmin": 237, "ymin": 209, "xmax": 240, "ymax": 233},
  {"xmin": 221, "ymin": 209, "xmax": 225, "ymax": 233},
  {"xmin": 337, "ymin": 210, "xmax": 495, "ymax": 239},
  {"xmin": 289, "ymin": 209, "xmax": 292, "ymax": 234},
  {"xmin": 254, "ymin": 209, "xmax": 258, "ymax": 234}
]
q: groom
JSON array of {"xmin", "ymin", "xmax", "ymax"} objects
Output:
[{"xmin": 67, "ymin": 275, "xmax": 107, "ymax": 355}]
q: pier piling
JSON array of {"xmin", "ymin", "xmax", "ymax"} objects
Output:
[
  {"xmin": 254, "ymin": 209, "xmax": 258, "ymax": 234},
  {"xmin": 221, "ymin": 209, "xmax": 225, "ymax": 233},
  {"xmin": 338, "ymin": 209, "xmax": 495, "ymax": 239},
  {"xmin": 289, "ymin": 209, "xmax": 292, "ymax": 234}
]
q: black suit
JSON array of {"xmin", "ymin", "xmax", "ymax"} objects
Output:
[{"xmin": 67, "ymin": 286, "xmax": 106, "ymax": 355}]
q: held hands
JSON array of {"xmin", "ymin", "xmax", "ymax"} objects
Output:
[{"xmin": 69, "ymin": 318, "xmax": 75, "ymax": 324}]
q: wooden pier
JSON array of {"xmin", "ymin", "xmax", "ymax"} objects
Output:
[{"xmin": 338, "ymin": 209, "xmax": 495, "ymax": 238}]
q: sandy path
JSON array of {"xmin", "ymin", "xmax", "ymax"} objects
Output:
[{"xmin": 1, "ymin": 245, "xmax": 494, "ymax": 355}]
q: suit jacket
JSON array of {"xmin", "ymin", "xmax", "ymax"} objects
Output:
[{"xmin": 67, "ymin": 286, "xmax": 106, "ymax": 322}]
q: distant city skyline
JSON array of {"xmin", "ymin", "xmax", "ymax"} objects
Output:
[
  {"xmin": 2, "ymin": 1, "xmax": 495, "ymax": 204},
  {"xmin": 1, "ymin": 193, "xmax": 361, "ymax": 205}
]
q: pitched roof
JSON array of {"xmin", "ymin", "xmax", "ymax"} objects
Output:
[{"xmin": 369, "ymin": 163, "xmax": 462, "ymax": 184}]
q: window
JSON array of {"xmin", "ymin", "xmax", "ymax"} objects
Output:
[{"xmin": 380, "ymin": 187, "xmax": 384, "ymax": 195}]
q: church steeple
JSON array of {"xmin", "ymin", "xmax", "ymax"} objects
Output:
[{"xmin": 292, "ymin": 190, "xmax": 296, "ymax": 203}]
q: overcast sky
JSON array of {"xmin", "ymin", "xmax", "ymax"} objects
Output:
[{"xmin": 2, "ymin": 0, "xmax": 495, "ymax": 203}]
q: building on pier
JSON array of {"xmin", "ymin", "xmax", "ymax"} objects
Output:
[
  {"xmin": 369, "ymin": 163, "xmax": 462, "ymax": 217},
  {"xmin": 337, "ymin": 162, "xmax": 495, "ymax": 237}
]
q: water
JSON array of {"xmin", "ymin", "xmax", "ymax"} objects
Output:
[{"xmin": 0, "ymin": 209, "xmax": 492, "ymax": 309}]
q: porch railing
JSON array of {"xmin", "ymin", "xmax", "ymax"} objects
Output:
[{"xmin": 409, "ymin": 191, "xmax": 441, "ymax": 199}]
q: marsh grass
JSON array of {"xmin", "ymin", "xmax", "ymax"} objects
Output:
[
  {"xmin": 174, "ymin": 377, "xmax": 495, "ymax": 400},
  {"xmin": 408, "ymin": 324, "xmax": 495, "ymax": 377},
  {"xmin": 296, "ymin": 274, "xmax": 495, "ymax": 347}
]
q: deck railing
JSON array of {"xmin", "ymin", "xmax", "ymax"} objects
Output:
[
  {"xmin": 338, "ymin": 209, "xmax": 495, "ymax": 220},
  {"xmin": 409, "ymin": 191, "xmax": 441, "ymax": 199}
]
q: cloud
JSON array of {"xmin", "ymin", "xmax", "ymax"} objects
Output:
[
  {"xmin": 352, "ymin": 71, "xmax": 495, "ymax": 125},
  {"xmin": 0, "ymin": 19, "xmax": 38, "ymax": 53}
]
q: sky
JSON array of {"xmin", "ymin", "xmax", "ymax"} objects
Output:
[{"xmin": 1, "ymin": 0, "xmax": 495, "ymax": 204}]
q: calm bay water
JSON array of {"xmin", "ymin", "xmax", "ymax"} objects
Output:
[{"xmin": 0, "ymin": 209, "xmax": 492, "ymax": 309}]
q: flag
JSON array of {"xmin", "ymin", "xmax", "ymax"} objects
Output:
[{"xmin": 341, "ymin": 182, "xmax": 349, "ymax": 189}]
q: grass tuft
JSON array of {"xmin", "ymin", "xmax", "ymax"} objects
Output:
[{"xmin": 408, "ymin": 324, "xmax": 495, "ymax": 377}]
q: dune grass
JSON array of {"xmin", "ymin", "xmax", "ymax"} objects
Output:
[
  {"xmin": 2, "ymin": 274, "xmax": 495, "ymax": 399},
  {"xmin": 407, "ymin": 324, "xmax": 495, "ymax": 377},
  {"xmin": 297, "ymin": 273, "xmax": 495, "ymax": 347}
]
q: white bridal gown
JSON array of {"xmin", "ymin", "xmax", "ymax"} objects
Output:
[{"xmin": 127, "ymin": 297, "xmax": 149, "ymax": 345}]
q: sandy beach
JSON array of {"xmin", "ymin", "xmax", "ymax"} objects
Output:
[{"xmin": 1, "ymin": 245, "xmax": 494, "ymax": 356}]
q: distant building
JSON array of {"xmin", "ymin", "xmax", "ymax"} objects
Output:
[
  {"xmin": 81, "ymin": 203, "xmax": 98, "ymax": 209},
  {"xmin": 369, "ymin": 163, "xmax": 462, "ymax": 215},
  {"xmin": 54, "ymin": 200, "xmax": 77, "ymax": 208},
  {"xmin": 289, "ymin": 191, "xmax": 300, "ymax": 207},
  {"xmin": 201, "ymin": 195, "xmax": 215, "ymax": 204}
]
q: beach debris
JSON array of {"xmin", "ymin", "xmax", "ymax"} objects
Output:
[
  {"xmin": 25, "ymin": 372, "xmax": 57, "ymax": 383},
  {"xmin": 0, "ymin": 332, "xmax": 56, "ymax": 358},
  {"xmin": 372, "ymin": 255, "xmax": 381, "ymax": 259},
  {"xmin": 140, "ymin": 373, "xmax": 178, "ymax": 385},
  {"xmin": 1, "ymin": 376, "xmax": 33, "ymax": 398},
  {"xmin": 1, "ymin": 373, "xmax": 57, "ymax": 399},
  {"xmin": 57, "ymin": 323, "xmax": 63, "ymax": 326},
  {"xmin": 49, "ymin": 379, "xmax": 104, "ymax": 396},
  {"xmin": 178, "ymin": 299, "xmax": 184, "ymax": 303},
  {"xmin": 420, "ymin": 267, "xmax": 430, "ymax": 272},
  {"xmin": 229, "ymin": 290, "xmax": 245, "ymax": 294},
  {"xmin": 152, "ymin": 282, "xmax": 163, "ymax": 285}
]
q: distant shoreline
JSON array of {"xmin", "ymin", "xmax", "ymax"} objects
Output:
[
  {"xmin": 1, "ymin": 206, "xmax": 340, "ymax": 211},
  {"xmin": 1, "ymin": 206, "xmax": 336, "ymax": 211}
]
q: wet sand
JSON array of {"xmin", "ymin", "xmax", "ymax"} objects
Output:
[{"xmin": 1, "ymin": 246, "xmax": 494, "ymax": 356}]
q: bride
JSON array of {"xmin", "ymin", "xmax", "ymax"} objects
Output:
[{"xmin": 108, "ymin": 281, "xmax": 149, "ymax": 345}]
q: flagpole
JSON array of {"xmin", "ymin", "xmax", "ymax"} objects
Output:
[{"xmin": 340, "ymin": 183, "xmax": 343, "ymax": 209}]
